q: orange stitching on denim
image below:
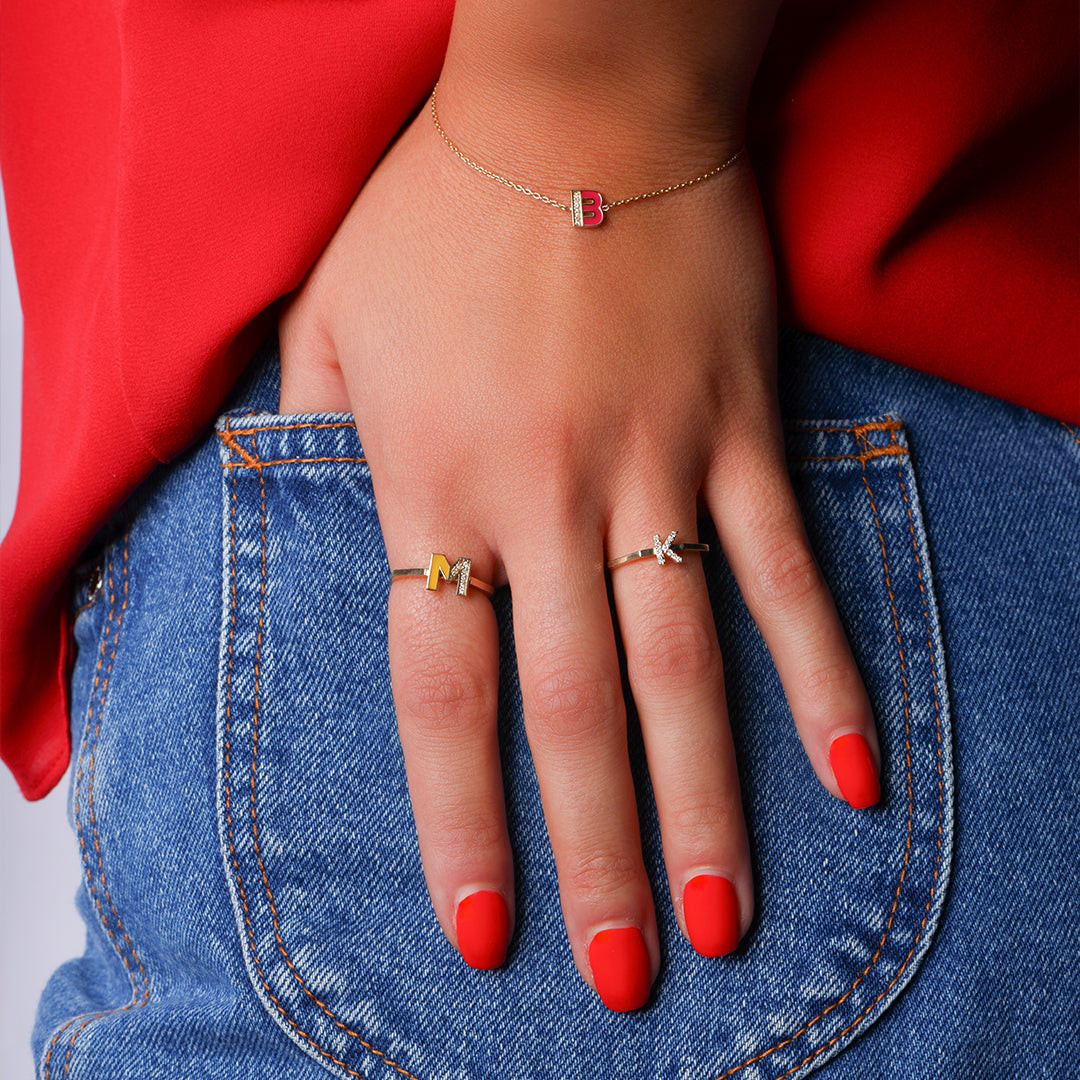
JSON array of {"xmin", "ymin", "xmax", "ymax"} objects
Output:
[
  {"xmin": 1060, "ymin": 421, "xmax": 1080, "ymax": 448},
  {"xmin": 766, "ymin": 453, "xmax": 947, "ymax": 1080},
  {"xmin": 248, "ymin": 433, "xmax": 421, "ymax": 1070},
  {"xmin": 895, "ymin": 455, "xmax": 946, "ymax": 904},
  {"xmin": 785, "ymin": 419, "xmax": 907, "ymax": 466},
  {"xmin": 226, "ymin": 420, "xmax": 356, "ymax": 437},
  {"xmin": 217, "ymin": 417, "xmax": 363, "ymax": 470},
  {"xmin": 222, "ymin": 456, "xmax": 368, "ymax": 470},
  {"xmin": 714, "ymin": 458, "xmax": 919, "ymax": 1079},
  {"xmin": 84, "ymin": 532, "xmax": 148, "ymax": 996},
  {"xmin": 761, "ymin": 439, "xmax": 918, "ymax": 1078},
  {"xmin": 44, "ymin": 531, "xmax": 149, "ymax": 1079},
  {"xmin": 220, "ymin": 443, "xmax": 423, "ymax": 1080},
  {"xmin": 42, "ymin": 1018, "xmax": 77, "ymax": 1079},
  {"xmin": 789, "ymin": 446, "xmax": 908, "ymax": 464},
  {"xmin": 785, "ymin": 419, "xmax": 903, "ymax": 436},
  {"xmin": 62, "ymin": 1014, "xmax": 107, "ymax": 1078},
  {"xmin": 220, "ymin": 417, "xmax": 255, "ymax": 464},
  {"xmin": 218, "ymin": 420, "xmax": 260, "ymax": 469},
  {"xmin": 70, "ymin": 530, "xmax": 149, "ymax": 1074}
]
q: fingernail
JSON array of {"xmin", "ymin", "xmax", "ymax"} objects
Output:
[
  {"xmin": 683, "ymin": 874, "xmax": 740, "ymax": 957},
  {"xmin": 588, "ymin": 927, "xmax": 651, "ymax": 1011},
  {"xmin": 455, "ymin": 890, "xmax": 509, "ymax": 969},
  {"xmin": 829, "ymin": 733, "xmax": 881, "ymax": 809}
]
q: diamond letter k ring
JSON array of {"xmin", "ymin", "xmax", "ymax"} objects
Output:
[
  {"xmin": 607, "ymin": 530, "xmax": 710, "ymax": 571},
  {"xmin": 653, "ymin": 530, "xmax": 681, "ymax": 565}
]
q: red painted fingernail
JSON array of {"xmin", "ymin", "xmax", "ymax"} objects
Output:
[
  {"xmin": 683, "ymin": 874, "xmax": 741, "ymax": 956},
  {"xmin": 588, "ymin": 927, "xmax": 651, "ymax": 1011},
  {"xmin": 829, "ymin": 733, "xmax": 881, "ymax": 809},
  {"xmin": 455, "ymin": 890, "xmax": 509, "ymax": 969}
]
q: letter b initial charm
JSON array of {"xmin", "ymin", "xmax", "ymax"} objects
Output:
[{"xmin": 571, "ymin": 190, "xmax": 604, "ymax": 227}]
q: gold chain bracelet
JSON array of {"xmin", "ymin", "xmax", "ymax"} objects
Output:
[{"xmin": 430, "ymin": 83, "xmax": 744, "ymax": 227}]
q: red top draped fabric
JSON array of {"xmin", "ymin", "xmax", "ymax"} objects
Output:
[{"xmin": 2, "ymin": 0, "xmax": 1077, "ymax": 800}]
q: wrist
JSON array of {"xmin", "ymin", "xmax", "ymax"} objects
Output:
[{"xmin": 436, "ymin": 0, "xmax": 779, "ymax": 191}]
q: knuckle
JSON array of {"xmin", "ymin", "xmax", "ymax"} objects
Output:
[
  {"xmin": 526, "ymin": 660, "xmax": 623, "ymax": 746},
  {"xmin": 795, "ymin": 654, "xmax": 866, "ymax": 712},
  {"xmin": 750, "ymin": 534, "xmax": 822, "ymax": 611},
  {"xmin": 564, "ymin": 849, "xmax": 641, "ymax": 904},
  {"xmin": 665, "ymin": 796, "xmax": 740, "ymax": 842},
  {"xmin": 397, "ymin": 655, "xmax": 495, "ymax": 739},
  {"xmin": 628, "ymin": 610, "xmax": 721, "ymax": 688},
  {"xmin": 428, "ymin": 803, "xmax": 506, "ymax": 866}
]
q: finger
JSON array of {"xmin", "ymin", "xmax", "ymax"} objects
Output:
[
  {"xmin": 508, "ymin": 533, "xmax": 659, "ymax": 1011},
  {"xmin": 609, "ymin": 509, "xmax": 752, "ymax": 957},
  {"xmin": 709, "ymin": 411, "xmax": 881, "ymax": 809},
  {"xmin": 388, "ymin": 544, "xmax": 514, "ymax": 969},
  {"xmin": 277, "ymin": 289, "xmax": 351, "ymax": 413}
]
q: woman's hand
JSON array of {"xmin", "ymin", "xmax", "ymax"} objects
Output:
[{"xmin": 278, "ymin": 23, "xmax": 879, "ymax": 1010}]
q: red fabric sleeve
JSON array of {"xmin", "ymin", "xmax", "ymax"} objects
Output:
[
  {"xmin": 1, "ymin": 0, "xmax": 454, "ymax": 799},
  {"xmin": 749, "ymin": 0, "xmax": 1079, "ymax": 416},
  {"xmin": 2, "ymin": 0, "xmax": 1076, "ymax": 799}
]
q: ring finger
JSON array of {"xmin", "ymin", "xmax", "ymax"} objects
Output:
[{"xmin": 608, "ymin": 503, "xmax": 753, "ymax": 957}]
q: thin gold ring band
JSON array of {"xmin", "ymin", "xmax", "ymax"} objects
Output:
[
  {"xmin": 390, "ymin": 568, "xmax": 495, "ymax": 595},
  {"xmin": 607, "ymin": 530, "xmax": 709, "ymax": 569},
  {"xmin": 390, "ymin": 553, "xmax": 494, "ymax": 598}
]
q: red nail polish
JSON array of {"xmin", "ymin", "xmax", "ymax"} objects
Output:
[
  {"xmin": 683, "ymin": 874, "xmax": 740, "ymax": 956},
  {"xmin": 829, "ymin": 733, "xmax": 881, "ymax": 809},
  {"xmin": 455, "ymin": 890, "xmax": 509, "ymax": 969},
  {"xmin": 588, "ymin": 927, "xmax": 651, "ymax": 1011}
]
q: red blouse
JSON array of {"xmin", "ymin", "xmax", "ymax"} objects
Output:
[{"xmin": 2, "ymin": 0, "xmax": 1076, "ymax": 799}]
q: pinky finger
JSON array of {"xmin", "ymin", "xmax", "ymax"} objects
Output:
[{"xmin": 707, "ymin": 437, "xmax": 881, "ymax": 808}]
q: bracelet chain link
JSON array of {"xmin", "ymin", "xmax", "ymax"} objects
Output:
[{"xmin": 430, "ymin": 83, "xmax": 744, "ymax": 221}]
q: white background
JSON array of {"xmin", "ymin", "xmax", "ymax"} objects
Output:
[{"xmin": 1, "ymin": 182, "xmax": 86, "ymax": 1079}]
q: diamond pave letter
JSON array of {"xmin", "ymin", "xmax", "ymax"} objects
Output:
[
  {"xmin": 449, "ymin": 557, "xmax": 472, "ymax": 597},
  {"xmin": 653, "ymin": 530, "xmax": 682, "ymax": 566}
]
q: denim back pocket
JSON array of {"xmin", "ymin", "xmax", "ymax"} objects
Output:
[{"xmin": 215, "ymin": 411, "xmax": 953, "ymax": 1080}]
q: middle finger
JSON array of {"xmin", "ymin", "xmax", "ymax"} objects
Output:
[{"xmin": 507, "ymin": 527, "xmax": 660, "ymax": 1012}]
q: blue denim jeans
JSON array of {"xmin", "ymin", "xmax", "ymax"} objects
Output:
[{"xmin": 34, "ymin": 329, "xmax": 1079, "ymax": 1079}]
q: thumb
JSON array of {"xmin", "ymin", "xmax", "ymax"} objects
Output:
[{"xmin": 277, "ymin": 287, "xmax": 350, "ymax": 414}]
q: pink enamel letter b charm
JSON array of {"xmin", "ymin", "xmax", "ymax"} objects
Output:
[{"xmin": 571, "ymin": 190, "xmax": 605, "ymax": 227}]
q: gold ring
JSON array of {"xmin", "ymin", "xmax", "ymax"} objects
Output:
[
  {"xmin": 390, "ymin": 553, "xmax": 494, "ymax": 598},
  {"xmin": 607, "ymin": 530, "xmax": 709, "ymax": 570}
]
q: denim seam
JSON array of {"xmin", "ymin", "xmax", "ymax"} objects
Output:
[
  {"xmin": 750, "ymin": 426, "xmax": 950, "ymax": 1080},
  {"xmin": 227, "ymin": 420, "xmax": 356, "ymax": 437},
  {"xmin": 219, "ymin": 425, "xmax": 261, "ymax": 468},
  {"xmin": 784, "ymin": 419, "xmax": 903, "ymax": 437},
  {"xmin": 223, "ymin": 456, "xmax": 369, "ymax": 470},
  {"xmin": 215, "ymin": 414, "xmax": 949, "ymax": 1080},
  {"xmin": 1059, "ymin": 421, "xmax": 1080, "ymax": 448},
  {"xmin": 218, "ymin": 421, "xmax": 422, "ymax": 1080},
  {"xmin": 788, "ymin": 448, "xmax": 908, "ymax": 464},
  {"xmin": 38, "ymin": 554, "xmax": 119, "ymax": 1080},
  {"xmin": 713, "ymin": 441, "xmax": 927, "ymax": 1079},
  {"xmin": 41, "ymin": 529, "xmax": 149, "ymax": 1079},
  {"xmin": 244, "ymin": 433, "xmax": 403, "ymax": 1048}
]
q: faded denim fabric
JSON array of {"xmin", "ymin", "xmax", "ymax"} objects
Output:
[{"xmin": 33, "ymin": 329, "xmax": 1079, "ymax": 1079}]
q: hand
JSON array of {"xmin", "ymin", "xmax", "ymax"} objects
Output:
[{"xmin": 278, "ymin": 73, "xmax": 879, "ymax": 1010}]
